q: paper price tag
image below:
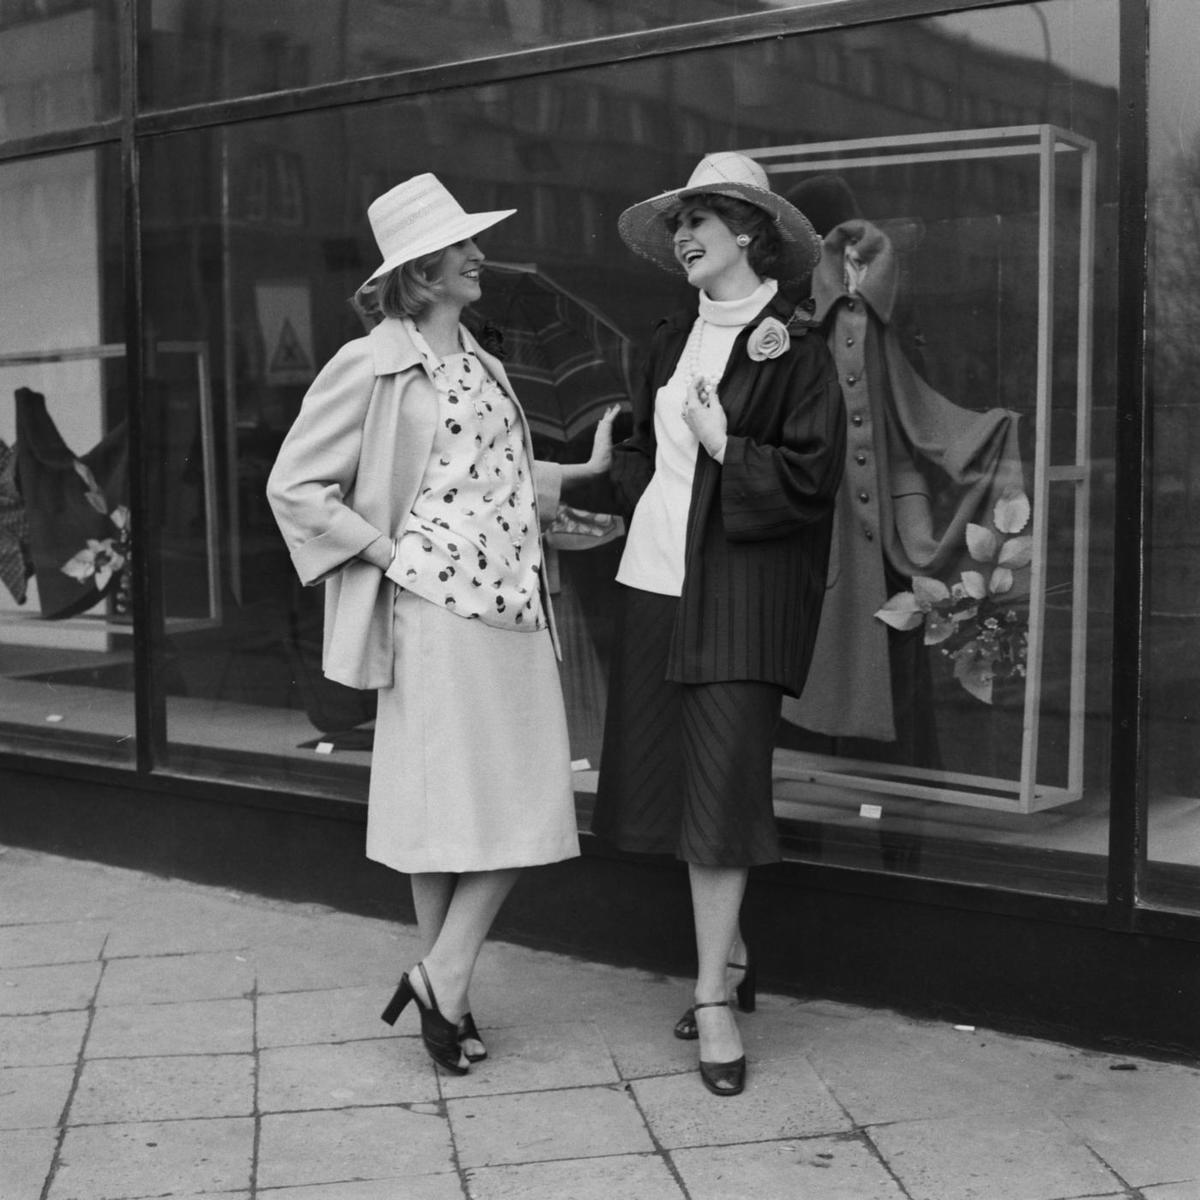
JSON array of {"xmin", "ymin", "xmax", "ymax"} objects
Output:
[
  {"xmin": 314, "ymin": 742, "xmax": 334, "ymax": 755},
  {"xmin": 859, "ymin": 803, "xmax": 883, "ymax": 820}
]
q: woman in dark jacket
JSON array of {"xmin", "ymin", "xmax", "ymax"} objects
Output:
[{"xmin": 592, "ymin": 152, "xmax": 846, "ymax": 1096}]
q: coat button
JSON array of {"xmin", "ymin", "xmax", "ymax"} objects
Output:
[
  {"xmin": 858, "ymin": 490, "xmax": 870, "ymax": 503},
  {"xmin": 864, "ymin": 527, "xmax": 874, "ymax": 540},
  {"xmin": 846, "ymin": 373, "xmax": 857, "ymax": 385},
  {"xmin": 855, "ymin": 453, "xmax": 867, "ymax": 465},
  {"xmin": 845, "ymin": 336, "xmax": 855, "ymax": 346},
  {"xmin": 851, "ymin": 413, "xmax": 864, "ymax": 426},
  {"xmin": 847, "ymin": 299, "xmax": 857, "ymax": 311}
]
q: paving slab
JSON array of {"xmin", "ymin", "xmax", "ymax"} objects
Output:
[
  {"xmin": 70, "ymin": 1053, "xmax": 255, "ymax": 1124},
  {"xmin": 0, "ymin": 1064, "xmax": 74, "ymax": 1129},
  {"xmin": 466, "ymin": 1152, "xmax": 685, "ymax": 1199},
  {"xmin": 96, "ymin": 951, "xmax": 255, "ymax": 1007},
  {"xmin": 101, "ymin": 891, "xmax": 330, "ymax": 959},
  {"xmin": 672, "ymin": 1135, "xmax": 909, "ymax": 1200},
  {"xmin": 633, "ymin": 1051, "xmax": 851, "ymax": 1149},
  {"xmin": 803, "ymin": 1013, "xmax": 1041, "ymax": 1125},
  {"xmin": 257, "ymin": 983, "xmax": 393, "ymax": 1047},
  {"xmin": 86, "ymin": 996, "xmax": 254, "ymax": 1058},
  {"xmin": 258, "ymin": 1036, "xmax": 439, "ymax": 1111},
  {"xmin": 0, "ymin": 961, "xmax": 100, "ymax": 1015},
  {"xmin": 1054, "ymin": 1064, "xmax": 1200, "ymax": 1186},
  {"xmin": 50, "ymin": 1116, "xmax": 254, "ymax": 1199},
  {"xmin": 449, "ymin": 1084, "xmax": 654, "ymax": 1167},
  {"xmin": 257, "ymin": 1105, "xmax": 455, "ymax": 1189},
  {"xmin": 0, "ymin": 1127, "xmax": 59, "ymax": 1200},
  {"xmin": 0, "ymin": 1010, "xmax": 88, "ymax": 1066},
  {"xmin": 868, "ymin": 1109, "xmax": 1124, "ymax": 1200},
  {"xmin": 439, "ymin": 1019, "xmax": 621, "ymax": 1098},
  {"xmin": 260, "ymin": 1180, "xmax": 464, "ymax": 1200},
  {"xmin": 0, "ymin": 921, "xmax": 108, "ymax": 968},
  {"xmin": 1141, "ymin": 1183, "xmax": 1200, "ymax": 1199},
  {"xmin": 250, "ymin": 930, "xmax": 414, "ymax": 992}
]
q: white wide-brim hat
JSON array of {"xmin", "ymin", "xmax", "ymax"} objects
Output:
[
  {"xmin": 359, "ymin": 173, "xmax": 515, "ymax": 292},
  {"xmin": 617, "ymin": 151, "xmax": 822, "ymax": 281}
]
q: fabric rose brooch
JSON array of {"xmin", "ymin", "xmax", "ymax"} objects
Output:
[
  {"xmin": 747, "ymin": 317, "xmax": 790, "ymax": 361},
  {"xmin": 747, "ymin": 299, "xmax": 820, "ymax": 362}
]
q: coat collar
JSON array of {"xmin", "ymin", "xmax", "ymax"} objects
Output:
[
  {"xmin": 811, "ymin": 218, "xmax": 899, "ymax": 325},
  {"xmin": 366, "ymin": 314, "xmax": 513, "ymax": 390},
  {"xmin": 366, "ymin": 316, "xmax": 423, "ymax": 376}
]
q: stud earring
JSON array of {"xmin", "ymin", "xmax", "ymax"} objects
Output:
[{"xmin": 735, "ymin": 234, "xmax": 751, "ymax": 247}]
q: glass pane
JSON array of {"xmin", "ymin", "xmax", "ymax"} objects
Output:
[
  {"xmin": 138, "ymin": 0, "xmax": 825, "ymax": 110},
  {"xmin": 0, "ymin": 1, "xmax": 119, "ymax": 141},
  {"xmin": 1145, "ymin": 0, "xmax": 1200, "ymax": 911},
  {"xmin": 0, "ymin": 145, "xmax": 134, "ymax": 765},
  {"xmin": 141, "ymin": 0, "xmax": 1121, "ymax": 896}
]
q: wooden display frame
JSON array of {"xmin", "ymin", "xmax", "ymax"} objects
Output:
[{"xmin": 742, "ymin": 125, "xmax": 1096, "ymax": 813}]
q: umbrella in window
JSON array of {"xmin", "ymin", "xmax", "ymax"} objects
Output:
[{"xmin": 465, "ymin": 261, "xmax": 633, "ymax": 444}]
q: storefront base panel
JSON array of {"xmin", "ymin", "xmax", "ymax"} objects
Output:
[{"xmin": 1, "ymin": 764, "xmax": 1196, "ymax": 1063}]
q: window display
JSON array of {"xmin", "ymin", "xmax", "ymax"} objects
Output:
[{"xmin": 757, "ymin": 125, "xmax": 1096, "ymax": 814}]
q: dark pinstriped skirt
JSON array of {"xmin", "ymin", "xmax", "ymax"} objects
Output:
[{"xmin": 591, "ymin": 585, "xmax": 784, "ymax": 867}]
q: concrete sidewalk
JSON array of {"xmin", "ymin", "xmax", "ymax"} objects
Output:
[{"xmin": 1, "ymin": 846, "xmax": 1198, "ymax": 1200}]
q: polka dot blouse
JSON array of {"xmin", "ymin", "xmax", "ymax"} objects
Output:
[{"xmin": 394, "ymin": 320, "xmax": 545, "ymax": 631}]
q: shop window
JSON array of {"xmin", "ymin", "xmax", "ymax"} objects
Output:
[
  {"xmin": 126, "ymin": 0, "xmax": 1150, "ymax": 903},
  {"xmin": 1146, "ymin": 0, "xmax": 1200, "ymax": 910},
  {"xmin": 0, "ymin": 145, "xmax": 135, "ymax": 766}
]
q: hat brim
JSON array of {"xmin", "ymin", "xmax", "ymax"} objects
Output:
[
  {"xmin": 617, "ymin": 181, "xmax": 822, "ymax": 282},
  {"xmin": 358, "ymin": 207, "xmax": 516, "ymax": 292}
]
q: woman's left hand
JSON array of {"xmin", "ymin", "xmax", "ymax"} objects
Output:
[
  {"xmin": 683, "ymin": 376, "xmax": 728, "ymax": 462},
  {"xmin": 586, "ymin": 403, "xmax": 622, "ymax": 475}
]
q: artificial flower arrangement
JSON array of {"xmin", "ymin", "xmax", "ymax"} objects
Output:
[
  {"xmin": 60, "ymin": 459, "xmax": 132, "ymax": 615},
  {"xmin": 874, "ymin": 487, "xmax": 1033, "ymax": 704}
]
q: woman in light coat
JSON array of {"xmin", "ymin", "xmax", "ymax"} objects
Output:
[{"xmin": 267, "ymin": 174, "xmax": 614, "ymax": 1075}]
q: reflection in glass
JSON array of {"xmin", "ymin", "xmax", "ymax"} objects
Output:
[
  {"xmin": 1146, "ymin": 0, "xmax": 1200, "ymax": 909},
  {"xmin": 138, "ymin": 0, "xmax": 1126, "ymax": 895},
  {"xmin": 0, "ymin": 1, "xmax": 118, "ymax": 141},
  {"xmin": 139, "ymin": 0, "xmax": 824, "ymax": 110},
  {"xmin": 0, "ymin": 147, "xmax": 134, "ymax": 764}
]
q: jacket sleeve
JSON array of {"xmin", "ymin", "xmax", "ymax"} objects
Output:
[
  {"xmin": 265, "ymin": 338, "xmax": 390, "ymax": 586},
  {"xmin": 604, "ymin": 332, "xmax": 664, "ymax": 519},
  {"xmin": 720, "ymin": 336, "xmax": 846, "ymax": 541}
]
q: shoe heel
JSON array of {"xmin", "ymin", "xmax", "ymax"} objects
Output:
[
  {"xmin": 381, "ymin": 974, "xmax": 414, "ymax": 1026},
  {"xmin": 735, "ymin": 956, "xmax": 757, "ymax": 1014}
]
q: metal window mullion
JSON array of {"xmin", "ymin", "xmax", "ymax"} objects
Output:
[
  {"xmin": 1106, "ymin": 0, "xmax": 1151, "ymax": 923},
  {"xmin": 120, "ymin": 0, "xmax": 167, "ymax": 772}
]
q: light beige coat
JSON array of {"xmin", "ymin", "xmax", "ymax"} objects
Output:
[{"xmin": 266, "ymin": 317, "xmax": 563, "ymax": 690}]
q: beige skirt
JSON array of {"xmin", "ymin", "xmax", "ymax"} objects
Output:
[{"xmin": 366, "ymin": 590, "xmax": 580, "ymax": 874}]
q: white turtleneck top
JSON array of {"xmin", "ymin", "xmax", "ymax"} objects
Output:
[{"xmin": 616, "ymin": 278, "xmax": 778, "ymax": 596}]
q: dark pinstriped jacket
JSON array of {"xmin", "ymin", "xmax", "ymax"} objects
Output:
[{"xmin": 610, "ymin": 287, "xmax": 846, "ymax": 697}]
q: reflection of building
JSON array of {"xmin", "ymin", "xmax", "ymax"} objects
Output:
[{"xmin": 1, "ymin": 1, "xmax": 1197, "ymax": 1061}]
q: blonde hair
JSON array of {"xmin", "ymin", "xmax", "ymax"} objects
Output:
[{"xmin": 358, "ymin": 248, "xmax": 447, "ymax": 320}]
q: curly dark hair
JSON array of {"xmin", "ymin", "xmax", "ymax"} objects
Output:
[{"xmin": 664, "ymin": 193, "xmax": 785, "ymax": 280}]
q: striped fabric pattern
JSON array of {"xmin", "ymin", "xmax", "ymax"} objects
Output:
[{"xmin": 593, "ymin": 587, "xmax": 783, "ymax": 867}]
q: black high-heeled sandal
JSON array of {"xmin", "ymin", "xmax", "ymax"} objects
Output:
[
  {"xmin": 380, "ymin": 963, "xmax": 469, "ymax": 1075},
  {"xmin": 674, "ymin": 952, "xmax": 757, "ymax": 1040},
  {"xmin": 694, "ymin": 1000, "xmax": 746, "ymax": 1097},
  {"xmin": 457, "ymin": 1012, "xmax": 488, "ymax": 1063}
]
